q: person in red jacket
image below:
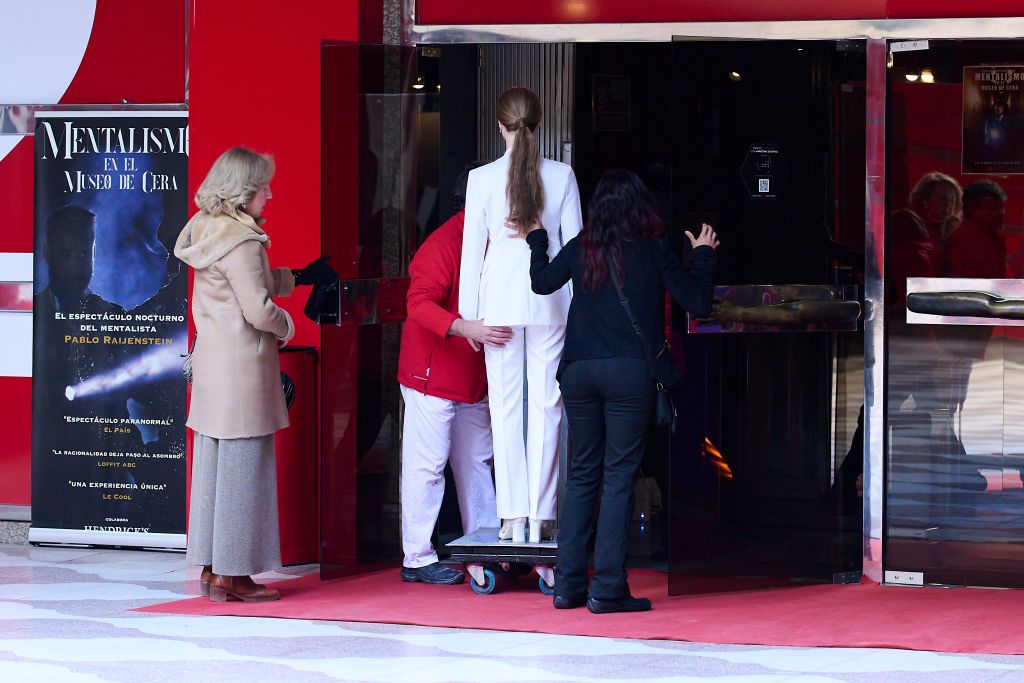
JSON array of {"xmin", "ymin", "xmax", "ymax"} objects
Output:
[
  {"xmin": 397, "ymin": 163, "xmax": 513, "ymax": 584},
  {"xmin": 948, "ymin": 179, "xmax": 1007, "ymax": 280}
]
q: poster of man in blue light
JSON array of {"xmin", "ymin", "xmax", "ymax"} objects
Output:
[
  {"xmin": 30, "ymin": 112, "xmax": 189, "ymax": 547},
  {"xmin": 963, "ymin": 65, "xmax": 1024, "ymax": 174}
]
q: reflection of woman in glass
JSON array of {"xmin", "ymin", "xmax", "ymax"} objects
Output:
[
  {"xmin": 887, "ymin": 172, "xmax": 960, "ymax": 318},
  {"xmin": 885, "ymin": 173, "xmax": 960, "ymax": 430},
  {"xmin": 459, "ymin": 87, "xmax": 583, "ymax": 544},
  {"xmin": 904, "ymin": 172, "xmax": 962, "ymax": 245}
]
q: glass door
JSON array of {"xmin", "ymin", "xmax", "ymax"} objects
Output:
[
  {"xmin": 883, "ymin": 40, "xmax": 1024, "ymax": 588},
  {"xmin": 320, "ymin": 42, "xmax": 426, "ymax": 578},
  {"xmin": 666, "ymin": 39, "xmax": 867, "ymax": 593}
]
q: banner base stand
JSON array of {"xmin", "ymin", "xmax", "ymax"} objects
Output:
[{"xmin": 28, "ymin": 527, "xmax": 186, "ymax": 550}]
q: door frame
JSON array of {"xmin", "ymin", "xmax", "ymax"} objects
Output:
[
  {"xmin": 401, "ymin": 10, "xmax": 1024, "ymax": 584},
  {"xmin": 407, "ymin": 17, "xmax": 1024, "ymax": 45}
]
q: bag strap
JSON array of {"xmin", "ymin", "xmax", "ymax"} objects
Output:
[{"xmin": 606, "ymin": 256, "xmax": 664, "ymax": 389}]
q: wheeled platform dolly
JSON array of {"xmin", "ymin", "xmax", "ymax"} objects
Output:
[{"xmin": 446, "ymin": 527, "xmax": 556, "ymax": 595}]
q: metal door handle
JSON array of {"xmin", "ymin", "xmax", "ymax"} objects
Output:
[
  {"xmin": 688, "ymin": 284, "xmax": 860, "ymax": 334},
  {"xmin": 713, "ymin": 299, "xmax": 862, "ymax": 325},
  {"xmin": 906, "ymin": 291, "xmax": 1024, "ymax": 320}
]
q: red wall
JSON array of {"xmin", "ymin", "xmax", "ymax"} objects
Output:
[
  {"xmin": 188, "ymin": 1, "xmax": 359, "ymax": 348},
  {"xmin": 416, "ymin": 0, "xmax": 1024, "ymax": 24}
]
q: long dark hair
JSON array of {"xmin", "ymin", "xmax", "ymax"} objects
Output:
[
  {"xmin": 580, "ymin": 170, "xmax": 663, "ymax": 291},
  {"xmin": 497, "ymin": 87, "xmax": 544, "ymax": 234}
]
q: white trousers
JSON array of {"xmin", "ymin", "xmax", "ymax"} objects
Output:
[
  {"xmin": 484, "ymin": 324, "xmax": 565, "ymax": 520},
  {"xmin": 400, "ymin": 385, "xmax": 499, "ymax": 568}
]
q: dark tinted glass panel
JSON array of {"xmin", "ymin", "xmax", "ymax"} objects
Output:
[
  {"xmin": 667, "ymin": 40, "xmax": 866, "ymax": 592},
  {"xmin": 320, "ymin": 44, "xmax": 422, "ymax": 577}
]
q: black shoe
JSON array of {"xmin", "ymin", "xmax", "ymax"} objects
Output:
[
  {"xmin": 587, "ymin": 596, "xmax": 652, "ymax": 613},
  {"xmin": 553, "ymin": 593, "xmax": 587, "ymax": 609},
  {"xmin": 400, "ymin": 563, "xmax": 465, "ymax": 585}
]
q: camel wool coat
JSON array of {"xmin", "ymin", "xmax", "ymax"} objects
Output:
[{"xmin": 174, "ymin": 211, "xmax": 296, "ymax": 439}]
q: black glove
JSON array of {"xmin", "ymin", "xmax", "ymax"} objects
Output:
[
  {"xmin": 293, "ymin": 256, "xmax": 337, "ymax": 286},
  {"xmin": 304, "ymin": 280, "xmax": 338, "ymax": 324}
]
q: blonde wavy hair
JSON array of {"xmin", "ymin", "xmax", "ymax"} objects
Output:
[{"xmin": 194, "ymin": 146, "xmax": 275, "ymax": 216}]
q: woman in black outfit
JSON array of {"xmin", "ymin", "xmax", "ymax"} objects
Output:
[{"xmin": 525, "ymin": 170, "xmax": 718, "ymax": 613}]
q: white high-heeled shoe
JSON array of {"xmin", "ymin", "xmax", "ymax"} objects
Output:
[
  {"xmin": 498, "ymin": 517, "xmax": 526, "ymax": 543},
  {"xmin": 529, "ymin": 519, "xmax": 553, "ymax": 544}
]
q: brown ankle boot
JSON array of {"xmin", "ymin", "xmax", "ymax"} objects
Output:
[
  {"xmin": 199, "ymin": 565, "xmax": 214, "ymax": 597},
  {"xmin": 209, "ymin": 575, "xmax": 281, "ymax": 603}
]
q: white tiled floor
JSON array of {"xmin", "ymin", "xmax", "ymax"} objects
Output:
[{"xmin": 3, "ymin": 543, "xmax": 1024, "ymax": 682}]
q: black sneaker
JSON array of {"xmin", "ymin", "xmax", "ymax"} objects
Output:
[
  {"xmin": 587, "ymin": 596, "xmax": 652, "ymax": 613},
  {"xmin": 400, "ymin": 563, "xmax": 465, "ymax": 585},
  {"xmin": 552, "ymin": 593, "xmax": 587, "ymax": 609}
]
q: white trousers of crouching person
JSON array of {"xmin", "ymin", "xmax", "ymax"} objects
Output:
[{"xmin": 400, "ymin": 385, "xmax": 499, "ymax": 568}]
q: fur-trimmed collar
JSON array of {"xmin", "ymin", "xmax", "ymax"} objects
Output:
[{"xmin": 174, "ymin": 211, "xmax": 270, "ymax": 270}]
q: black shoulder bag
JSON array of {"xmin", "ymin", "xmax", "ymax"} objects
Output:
[{"xmin": 606, "ymin": 260, "xmax": 677, "ymax": 432}]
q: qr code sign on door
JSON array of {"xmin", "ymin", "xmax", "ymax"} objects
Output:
[{"xmin": 758, "ymin": 178, "xmax": 770, "ymax": 193}]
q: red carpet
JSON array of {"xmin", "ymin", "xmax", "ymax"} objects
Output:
[{"xmin": 137, "ymin": 569, "xmax": 1024, "ymax": 654}]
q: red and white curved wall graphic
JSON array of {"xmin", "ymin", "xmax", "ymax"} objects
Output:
[
  {"xmin": 1, "ymin": 0, "xmax": 356, "ymax": 507},
  {"xmin": 0, "ymin": 1, "xmax": 96, "ymax": 378}
]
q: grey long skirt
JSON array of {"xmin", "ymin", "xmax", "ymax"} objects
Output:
[{"xmin": 185, "ymin": 433, "xmax": 281, "ymax": 576}]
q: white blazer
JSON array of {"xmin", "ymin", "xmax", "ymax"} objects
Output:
[{"xmin": 458, "ymin": 150, "xmax": 583, "ymax": 327}]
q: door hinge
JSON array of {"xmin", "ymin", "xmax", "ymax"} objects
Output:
[{"xmin": 884, "ymin": 570, "xmax": 924, "ymax": 586}]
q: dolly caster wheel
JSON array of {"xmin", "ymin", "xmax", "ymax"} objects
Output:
[
  {"xmin": 470, "ymin": 568, "xmax": 497, "ymax": 595},
  {"xmin": 535, "ymin": 564, "xmax": 555, "ymax": 595}
]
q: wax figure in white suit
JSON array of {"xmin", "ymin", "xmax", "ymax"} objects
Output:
[{"xmin": 459, "ymin": 87, "xmax": 583, "ymax": 544}]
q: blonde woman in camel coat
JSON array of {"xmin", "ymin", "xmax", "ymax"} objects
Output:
[{"xmin": 175, "ymin": 147, "xmax": 295, "ymax": 603}]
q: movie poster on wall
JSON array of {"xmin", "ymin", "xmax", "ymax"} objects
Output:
[
  {"xmin": 963, "ymin": 65, "xmax": 1024, "ymax": 174},
  {"xmin": 30, "ymin": 111, "xmax": 189, "ymax": 548}
]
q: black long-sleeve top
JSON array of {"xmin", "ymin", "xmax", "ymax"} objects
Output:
[{"xmin": 527, "ymin": 230, "xmax": 716, "ymax": 368}]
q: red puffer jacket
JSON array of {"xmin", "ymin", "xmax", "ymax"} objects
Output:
[{"xmin": 397, "ymin": 212, "xmax": 487, "ymax": 404}]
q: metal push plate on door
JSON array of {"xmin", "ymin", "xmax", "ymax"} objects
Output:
[
  {"xmin": 688, "ymin": 284, "xmax": 861, "ymax": 334},
  {"xmin": 906, "ymin": 278, "xmax": 1024, "ymax": 326}
]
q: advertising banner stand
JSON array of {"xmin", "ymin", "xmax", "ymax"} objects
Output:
[{"xmin": 29, "ymin": 111, "xmax": 189, "ymax": 549}]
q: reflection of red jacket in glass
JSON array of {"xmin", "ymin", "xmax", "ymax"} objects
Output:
[
  {"xmin": 948, "ymin": 217, "xmax": 1006, "ymax": 279},
  {"xmin": 397, "ymin": 211, "xmax": 487, "ymax": 404}
]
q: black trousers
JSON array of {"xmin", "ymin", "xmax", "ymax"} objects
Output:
[{"xmin": 556, "ymin": 357, "xmax": 654, "ymax": 600}]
